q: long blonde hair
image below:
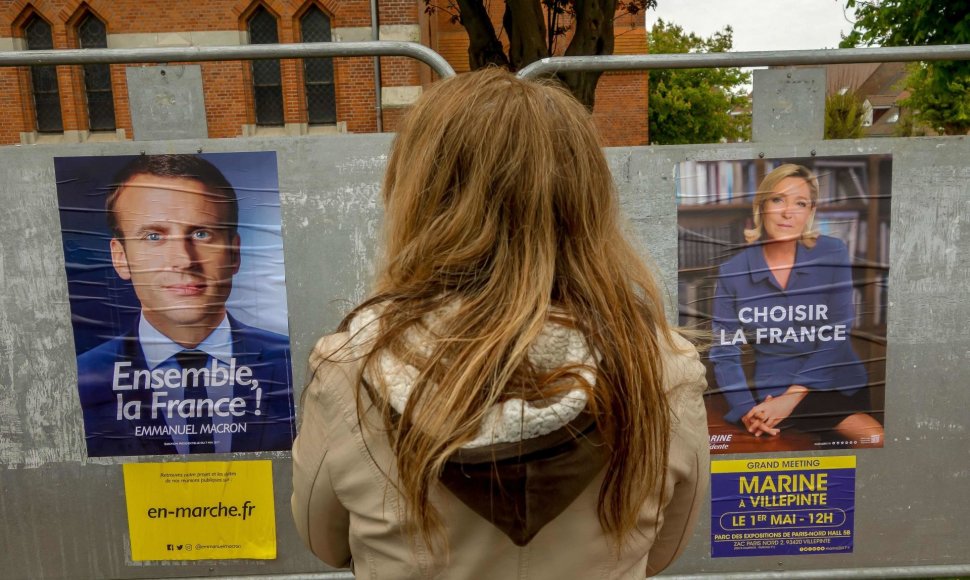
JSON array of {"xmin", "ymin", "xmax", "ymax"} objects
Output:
[{"xmin": 339, "ymin": 68, "xmax": 674, "ymax": 551}]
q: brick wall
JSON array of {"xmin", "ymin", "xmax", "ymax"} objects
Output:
[
  {"xmin": 380, "ymin": 102, "xmax": 407, "ymax": 131},
  {"xmin": 0, "ymin": 0, "xmax": 422, "ymax": 142},
  {"xmin": 0, "ymin": 0, "xmax": 645, "ymax": 145},
  {"xmin": 0, "ymin": 67, "xmax": 24, "ymax": 142},
  {"xmin": 593, "ymin": 71, "xmax": 648, "ymax": 147},
  {"xmin": 199, "ymin": 61, "xmax": 250, "ymax": 137},
  {"xmin": 335, "ymin": 56, "xmax": 377, "ymax": 132}
]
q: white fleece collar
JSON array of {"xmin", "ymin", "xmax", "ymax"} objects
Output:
[{"xmin": 348, "ymin": 304, "xmax": 595, "ymax": 449}]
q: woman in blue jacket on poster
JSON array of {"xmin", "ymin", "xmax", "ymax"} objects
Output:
[{"xmin": 710, "ymin": 164, "xmax": 884, "ymax": 444}]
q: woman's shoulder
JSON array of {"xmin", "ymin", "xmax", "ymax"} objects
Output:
[
  {"xmin": 717, "ymin": 244, "xmax": 756, "ymax": 276},
  {"xmin": 657, "ymin": 332, "xmax": 709, "ymax": 452},
  {"xmin": 804, "ymin": 235, "xmax": 851, "ymax": 265},
  {"xmin": 305, "ymin": 332, "xmax": 364, "ymax": 407},
  {"xmin": 660, "ymin": 332, "xmax": 708, "ymax": 403},
  {"xmin": 310, "ymin": 332, "xmax": 354, "ymax": 364},
  {"xmin": 812, "ymin": 234, "xmax": 848, "ymax": 253}
]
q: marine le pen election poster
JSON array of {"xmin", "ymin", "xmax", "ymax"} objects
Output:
[
  {"xmin": 677, "ymin": 155, "xmax": 890, "ymax": 455},
  {"xmin": 711, "ymin": 456, "xmax": 856, "ymax": 558}
]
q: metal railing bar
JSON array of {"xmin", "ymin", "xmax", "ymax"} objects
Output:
[
  {"xmin": 197, "ymin": 562, "xmax": 970, "ymax": 580},
  {"xmin": 517, "ymin": 43, "xmax": 970, "ymax": 78},
  {"xmin": 4, "ymin": 42, "xmax": 968, "ymax": 83},
  {"xmin": 662, "ymin": 563, "xmax": 970, "ymax": 579},
  {"xmin": 0, "ymin": 41, "xmax": 456, "ymax": 79}
]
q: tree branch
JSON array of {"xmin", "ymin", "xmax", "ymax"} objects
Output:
[
  {"xmin": 425, "ymin": 0, "xmax": 462, "ymax": 22},
  {"xmin": 456, "ymin": 0, "xmax": 511, "ymax": 69}
]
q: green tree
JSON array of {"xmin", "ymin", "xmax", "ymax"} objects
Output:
[
  {"xmin": 892, "ymin": 109, "xmax": 930, "ymax": 137},
  {"xmin": 841, "ymin": 0, "xmax": 970, "ymax": 135},
  {"xmin": 825, "ymin": 92, "xmax": 866, "ymax": 139},
  {"xmin": 427, "ymin": 0, "xmax": 655, "ymax": 108},
  {"xmin": 646, "ymin": 20, "xmax": 750, "ymax": 144}
]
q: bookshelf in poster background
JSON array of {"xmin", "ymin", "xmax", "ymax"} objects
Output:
[
  {"xmin": 675, "ymin": 158, "xmax": 873, "ymax": 206},
  {"xmin": 676, "ymin": 160, "xmax": 758, "ymax": 206},
  {"xmin": 677, "ymin": 225, "xmax": 745, "ymax": 273},
  {"xmin": 677, "ymin": 157, "xmax": 890, "ymax": 330}
]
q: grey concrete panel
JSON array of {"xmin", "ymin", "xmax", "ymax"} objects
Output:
[
  {"xmin": 0, "ymin": 154, "xmax": 86, "ymax": 467},
  {"xmin": 0, "ymin": 135, "xmax": 390, "ymax": 578},
  {"xmin": 1, "ymin": 134, "xmax": 969, "ymax": 579},
  {"xmin": 653, "ymin": 137, "xmax": 970, "ymax": 577},
  {"xmin": 752, "ymin": 68, "xmax": 826, "ymax": 143},
  {"xmin": 126, "ymin": 65, "xmax": 209, "ymax": 141}
]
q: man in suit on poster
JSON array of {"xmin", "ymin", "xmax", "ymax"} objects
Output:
[{"xmin": 76, "ymin": 154, "xmax": 294, "ymax": 457}]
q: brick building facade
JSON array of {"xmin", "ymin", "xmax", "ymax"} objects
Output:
[{"xmin": 0, "ymin": 0, "xmax": 648, "ymax": 146}]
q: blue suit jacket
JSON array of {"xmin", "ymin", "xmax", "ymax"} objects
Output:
[
  {"xmin": 76, "ymin": 315, "xmax": 295, "ymax": 457},
  {"xmin": 710, "ymin": 235, "xmax": 868, "ymax": 423}
]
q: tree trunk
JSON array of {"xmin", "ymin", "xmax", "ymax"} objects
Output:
[
  {"xmin": 456, "ymin": 0, "xmax": 618, "ymax": 108},
  {"xmin": 456, "ymin": 0, "xmax": 510, "ymax": 69},
  {"xmin": 558, "ymin": 0, "xmax": 617, "ymax": 108},
  {"xmin": 503, "ymin": 0, "xmax": 548, "ymax": 71}
]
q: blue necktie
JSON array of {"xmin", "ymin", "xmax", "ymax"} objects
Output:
[{"xmin": 175, "ymin": 349, "xmax": 214, "ymax": 453}]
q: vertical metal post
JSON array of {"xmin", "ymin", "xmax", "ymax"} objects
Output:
[{"xmin": 370, "ymin": 0, "xmax": 383, "ymax": 132}]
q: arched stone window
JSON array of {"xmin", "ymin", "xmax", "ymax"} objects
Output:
[
  {"xmin": 24, "ymin": 16, "xmax": 62, "ymax": 133},
  {"xmin": 248, "ymin": 6, "xmax": 284, "ymax": 126},
  {"xmin": 77, "ymin": 14, "xmax": 115, "ymax": 131},
  {"xmin": 300, "ymin": 6, "xmax": 336, "ymax": 124}
]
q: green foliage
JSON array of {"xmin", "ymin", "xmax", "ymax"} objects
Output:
[
  {"xmin": 647, "ymin": 20, "xmax": 751, "ymax": 145},
  {"xmin": 825, "ymin": 92, "xmax": 865, "ymax": 139},
  {"xmin": 840, "ymin": 0, "xmax": 970, "ymax": 48},
  {"xmin": 900, "ymin": 62, "xmax": 970, "ymax": 135},
  {"xmin": 892, "ymin": 109, "xmax": 929, "ymax": 137},
  {"xmin": 841, "ymin": 0, "xmax": 970, "ymax": 135}
]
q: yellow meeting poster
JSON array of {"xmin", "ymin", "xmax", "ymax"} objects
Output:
[{"xmin": 123, "ymin": 460, "xmax": 276, "ymax": 561}]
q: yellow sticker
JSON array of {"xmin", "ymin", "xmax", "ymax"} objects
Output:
[
  {"xmin": 711, "ymin": 456, "xmax": 856, "ymax": 474},
  {"xmin": 123, "ymin": 460, "xmax": 276, "ymax": 561}
]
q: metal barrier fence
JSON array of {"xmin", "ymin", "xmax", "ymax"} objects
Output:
[
  {"xmin": 1, "ymin": 41, "xmax": 969, "ymax": 580},
  {"xmin": 517, "ymin": 43, "xmax": 970, "ymax": 76},
  {"xmin": 0, "ymin": 40, "xmax": 456, "ymax": 77},
  {"xmin": 1, "ymin": 40, "xmax": 969, "ymax": 75}
]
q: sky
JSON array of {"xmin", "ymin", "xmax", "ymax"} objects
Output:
[{"xmin": 647, "ymin": 0, "xmax": 857, "ymax": 52}]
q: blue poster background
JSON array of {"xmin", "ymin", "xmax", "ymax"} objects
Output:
[
  {"xmin": 55, "ymin": 152, "xmax": 295, "ymax": 457},
  {"xmin": 55, "ymin": 152, "xmax": 289, "ymax": 352},
  {"xmin": 711, "ymin": 457, "xmax": 856, "ymax": 558}
]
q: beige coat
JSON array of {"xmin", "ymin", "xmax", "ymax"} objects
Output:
[{"xmin": 291, "ymin": 331, "xmax": 709, "ymax": 579}]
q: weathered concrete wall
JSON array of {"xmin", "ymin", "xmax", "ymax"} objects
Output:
[
  {"xmin": 752, "ymin": 68, "xmax": 827, "ymax": 143},
  {"xmin": 126, "ymin": 65, "xmax": 209, "ymax": 141},
  {"xmin": 1, "ymin": 134, "xmax": 968, "ymax": 578}
]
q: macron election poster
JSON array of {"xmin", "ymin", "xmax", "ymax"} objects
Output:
[
  {"xmin": 56, "ymin": 152, "xmax": 295, "ymax": 457},
  {"xmin": 711, "ymin": 456, "xmax": 856, "ymax": 558},
  {"xmin": 123, "ymin": 460, "xmax": 276, "ymax": 560},
  {"xmin": 676, "ymin": 155, "xmax": 891, "ymax": 455}
]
